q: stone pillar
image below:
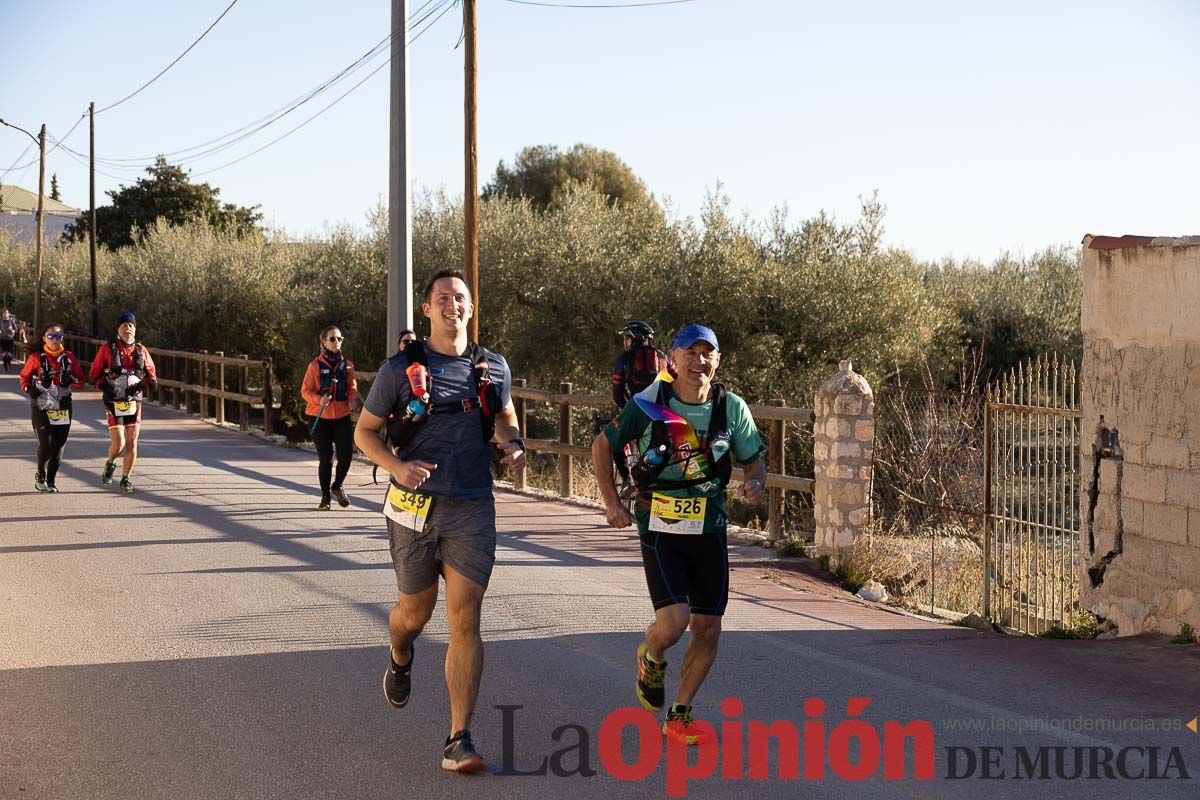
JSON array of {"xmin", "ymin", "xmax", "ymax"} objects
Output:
[{"xmin": 814, "ymin": 360, "xmax": 875, "ymax": 562}]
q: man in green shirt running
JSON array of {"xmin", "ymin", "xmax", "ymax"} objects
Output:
[{"xmin": 591, "ymin": 323, "xmax": 766, "ymax": 745}]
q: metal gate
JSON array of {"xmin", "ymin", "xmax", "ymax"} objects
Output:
[{"xmin": 984, "ymin": 357, "xmax": 1082, "ymax": 634}]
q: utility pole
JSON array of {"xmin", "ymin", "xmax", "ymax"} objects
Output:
[
  {"xmin": 387, "ymin": 0, "xmax": 413, "ymax": 350},
  {"xmin": 35, "ymin": 124, "xmax": 46, "ymax": 334},
  {"xmin": 0, "ymin": 118, "xmax": 46, "ymax": 333},
  {"xmin": 463, "ymin": 0, "xmax": 479, "ymax": 342},
  {"xmin": 89, "ymin": 102, "xmax": 99, "ymax": 336}
]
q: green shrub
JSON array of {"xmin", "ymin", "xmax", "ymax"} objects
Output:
[
  {"xmin": 1170, "ymin": 622, "xmax": 1197, "ymax": 645},
  {"xmin": 1040, "ymin": 611, "xmax": 1099, "ymax": 640},
  {"xmin": 777, "ymin": 538, "xmax": 808, "ymax": 558}
]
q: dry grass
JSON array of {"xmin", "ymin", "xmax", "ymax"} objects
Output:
[{"xmin": 837, "ymin": 519, "xmax": 984, "ymax": 616}]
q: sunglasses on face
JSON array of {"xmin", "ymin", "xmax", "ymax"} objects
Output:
[
  {"xmin": 327, "ymin": 336, "xmax": 344, "ymax": 342},
  {"xmin": 45, "ymin": 332, "xmax": 64, "ymax": 340}
]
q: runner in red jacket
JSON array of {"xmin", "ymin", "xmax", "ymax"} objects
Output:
[
  {"xmin": 88, "ymin": 311, "xmax": 158, "ymax": 494},
  {"xmin": 20, "ymin": 322, "xmax": 85, "ymax": 492}
]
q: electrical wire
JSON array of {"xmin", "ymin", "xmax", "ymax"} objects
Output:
[
  {"xmin": 78, "ymin": 0, "xmax": 452, "ymax": 169},
  {"xmin": 0, "ymin": 142, "xmax": 34, "ymax": 183},
  {"xmin": 26, "ymin": 0, "xmax": 456, "ymax": 188},
  {"xmin": 192, "ymin": 0, "xmax": 457, "ymax": 177},
  {"xmin": 95, "ymin": 0, "xmax": 241, "ymax": 114},
  {"xmin": 51, "ymin": 138, "xmax": 140, "ymax": 182},
  {"xmin": 3, "ymin": 113, "xmax": 87, "ymax": 174}
]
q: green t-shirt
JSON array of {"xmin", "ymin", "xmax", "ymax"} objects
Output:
[{"xmin": 605, "ymin": 384, "xmax": 764, "ymax": 535}]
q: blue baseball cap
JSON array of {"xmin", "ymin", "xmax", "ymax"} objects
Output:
[{"xmin": 672, "ymin": 324, "xmax": 719, "ymax": 351}]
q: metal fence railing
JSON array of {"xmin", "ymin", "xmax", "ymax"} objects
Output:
[{"xmin": 985, "ymin": 357, "xmax": 1082, "ymax": 635}]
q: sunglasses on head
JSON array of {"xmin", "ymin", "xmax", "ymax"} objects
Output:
[
  {"xmin": 45, "ymin": 332, "xmax": 64, "ymax": 340},
  {"xmin": 327, "ymin": 335, "xmax": 344, "ymax": 342}
]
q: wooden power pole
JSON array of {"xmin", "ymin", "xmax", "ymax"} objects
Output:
[
  {"xmin": 89, "ymin": 102, "xmax": 99, "ymax": 336},
  {"xmin": 463, "ymin": 0, "xmax": 479, "ymax": 342},
  {"xmin": 34, "ymin": 124, "xmax": 46, "ymax": 334}
]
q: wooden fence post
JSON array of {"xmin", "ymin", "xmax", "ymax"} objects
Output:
[
  {"xmin": 559, "ymin": 381, "xmax": 573, "ymax": 498},
  {"xmin": 239, "ymin": 355, "xmax": 249, "ymax": 431},
  {"xmin": 155, "ymin": 355, "xmax": 164, "ymax": 406},
  {"xmin": 513, "ymin": 378, "xmax": 527, "ymax": 491},
  {"xmin": 199, "ymin": 350, "xmax": 209, "ymax": 419},
  {"xmin": 215, "ymin": 351, "xmax": 225, "ymax": 426},
  {"xmin": 768, "ymin": 398, "xmax": 786, "ymax": 541},
  {"xmin": 262, "ymin": 361, "xmax": 274, "ymax": 435},
  {"xmin": 184, "ymin": 356, "xmax": 192, "ymax": 413}
]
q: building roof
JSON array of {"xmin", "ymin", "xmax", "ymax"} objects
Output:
[
  {"xmin": 1084, "ymin": 234, "xmax": 1200, "ymax": 249},
  {"xmin": 0, "ymin": 184, "xmax": 80, "ymax": 216}
]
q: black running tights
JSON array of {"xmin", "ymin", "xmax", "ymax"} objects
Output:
[
  {"xmin": 33, "ymin": 414, "xmax": 70, "ymax": 484},
  {"xmin": 311, "ymin": 415, "xmax": 354, "ymax": 495}
]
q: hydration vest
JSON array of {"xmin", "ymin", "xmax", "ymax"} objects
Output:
[
  {"xmin": 632, "ymin": 381, "xmax": 733, "ymax": 494},
  {"xmin": 316, "ymin": 353, "xmax": 350, "ymax": 402},
  {"xmin": 108, "ymin": 340, "xmax": 147, "ymax": 380},
  {"xmin": 37, "ymin": 350, "xmax": 73, "ymax": 388},
  {"xmin": 621, "ymin": 344, "xmax": 669, "ymax": 396},
  {"xmin": 385, "ymin": 340, "xmax": 502, "ymax": 452}
]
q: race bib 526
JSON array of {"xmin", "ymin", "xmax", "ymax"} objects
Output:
[{"xmin": 649, "ymin": 494, "xmax": 706, "ymax": 535}]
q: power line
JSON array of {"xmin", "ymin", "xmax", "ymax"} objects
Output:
[
  {"xmin": 0, "ymin": 141, "xmax": 34, "ymax": 183},
  {"xmin": 96, "ymin": 0, "xmax": 241, "ymax": 114},
  {"xmin": 3, "ymin": 113, "xmax": 87, "ymax": 174},
  {"xmin": 192, "ymin": 0, "xmax": 458, "ymax": 177},
  {"xmin": 79, "ymin": 0, "xmax": 452, "ymax": 169},
  {"xmin": 51, "ymin": 139, "xmax": 137, "ymax": 182}
]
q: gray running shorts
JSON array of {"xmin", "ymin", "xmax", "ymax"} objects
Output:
[{"xmin": 387, "ymin": 494, "xmax": 497, "ymax": 594}]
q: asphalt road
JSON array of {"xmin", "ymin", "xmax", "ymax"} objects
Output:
[{"xmin": 2, "ymin": 372, "xmax": 1198, "ymax": 799}]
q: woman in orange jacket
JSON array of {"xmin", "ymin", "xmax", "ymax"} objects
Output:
[
  {"xmin": 301, "ymin": 325, "xmax": 359, "ymax": 509},
  {"xmin": 19, "ymin": 322, "xmax": 86, "ymax": 492}
]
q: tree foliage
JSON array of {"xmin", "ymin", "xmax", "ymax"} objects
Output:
[
  {"xmin": 482, "ymin": 144, "xmax": 653, "ymax": 211},
  {"xmin": 927, "ymin": 246, "xmax": 1082, "ymax": 381},
  {"xmin": 50, "ymin": 173, "xmax": 61, "ymax": 202},
  {"xmin": 64, "ymin": 157, "xmax": 261, "ymax": 249},
  {"xmin": 2, "ymin": 180, "xmax": 1081, "ymax": 430}
]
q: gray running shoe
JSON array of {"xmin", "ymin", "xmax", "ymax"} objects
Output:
[
  {"xmin": 383, "ymin": 644, "xmax": 413, "ymax": 708},
  {"xmin": 441, "ymin": 729, "xmax": 486, "ymax": 773}
]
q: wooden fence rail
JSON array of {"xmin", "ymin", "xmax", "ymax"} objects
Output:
[
  {"xmin": 62, "ymin": 334, "xmax": 275, "ymax": 434},
  {"xmin": 505, "ymin": 378, "xmax": 815, "ymax": 539},
  {"xmin": 55, "ymin": 339, "xmax": 813, "ymax": 537}
]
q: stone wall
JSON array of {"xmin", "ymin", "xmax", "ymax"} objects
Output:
[
  {"xmin": 1080, "ymin": 235, "xmax": 1200, "ymax": 636},
  {"xmin": 813, "ymin": 360, "xmax": 874, "ymax": 561}
]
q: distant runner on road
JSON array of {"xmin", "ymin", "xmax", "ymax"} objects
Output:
[
  {"xmin": 19, "ymin": 322, "xmax": 85, "ymax": 492},
  {"xmin": 89, "ymin": 311, "xmax": 157, "ymax": 494},
  {"xmin": 354, "ymin": 268, "xmax": 526, "ymax": 774},
  {"xmin": 1, "ymin": 308, "xmax": 18, "ymax": 373},
  {"xmin": 592, "ymin": 323, "xmax": 766, "ymax": 746}
]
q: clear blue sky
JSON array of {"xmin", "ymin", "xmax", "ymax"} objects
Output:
[{"xmin": 3, "ymin": 0, "xmax": 1197, "ymax": 262}]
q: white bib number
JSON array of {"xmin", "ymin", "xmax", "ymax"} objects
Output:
[
  {"xmin": 649, "ymin": 493, "xmax": 707, "ymax": 535},
  {"xmin": 113, "ymin": 399, "xmax": 138, "ymax": 417},
  {"xmin": 383, "ymin": 483, "xmax": 434, "ymax": 532},
  {"xmin": 46, "ymin": 409, "xmax": 71, "ymax": 426}
]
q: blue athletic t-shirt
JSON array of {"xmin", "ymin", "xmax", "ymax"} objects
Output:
[{"xmin": 364, "ymin": 342, "xmax": 511, "ymax": 500}]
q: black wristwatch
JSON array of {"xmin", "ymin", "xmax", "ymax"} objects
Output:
[{"xmin": 509, "ymin": 438, "xmax": 526, "ymax": 451}]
